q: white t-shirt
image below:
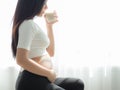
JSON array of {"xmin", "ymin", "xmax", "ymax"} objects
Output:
[{"xmin": 17, "ymin": 19, "xmax": 50, "ymax": 58}]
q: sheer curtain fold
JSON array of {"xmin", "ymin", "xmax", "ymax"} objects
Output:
[
  {"xmin": 1, "ymin": 65, "xmax": 120, "ymax": 90},
  {"xmin": 54, "ymin": 63, "xmax": 120, "ymax": 90}
]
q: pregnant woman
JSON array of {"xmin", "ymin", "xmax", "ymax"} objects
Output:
[{"xmin": 11, "ymin": 0, "xmax": 84, "ymax": 90}]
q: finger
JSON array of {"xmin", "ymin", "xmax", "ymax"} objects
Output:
[{"xmin": 53, "ymin": 10, "xmax": 58, "ymax": 17}]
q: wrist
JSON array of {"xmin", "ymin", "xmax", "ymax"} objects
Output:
[{"xmin": 46, "ymin": 23, "xmax": 53, "ymax": 28}]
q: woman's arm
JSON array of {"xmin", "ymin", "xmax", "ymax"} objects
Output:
[
  {"xmin": 45, "ymin": 11, "xmax": 58, "ymax": 57},
  {"xmin": 16, "ymin": 48, "xmax": 56, "ymax": 82},
  {"xmin": 46, "ymin": 24, "xmax": 55, "ymax": 57}
]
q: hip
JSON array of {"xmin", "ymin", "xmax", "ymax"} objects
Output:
[
  {"xmin": 16, "ymin": 70, "xmax": 65, "ymax": 90},
  {"xmin": 16, "ymin": 70, "xmax": 51, "ymax": 90}
]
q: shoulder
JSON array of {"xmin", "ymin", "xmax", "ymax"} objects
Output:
[
  {"xmin": 19, "ymin": 19, "xmax": 37, "ymax": 33},
  {"xmin": 19, "ymin": 19, "xmax": 35, "ymax": 29}
]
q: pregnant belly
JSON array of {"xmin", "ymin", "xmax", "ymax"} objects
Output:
[{"xmin": 32, "ymin": 54, "xmax": 53, "ymax": 69}]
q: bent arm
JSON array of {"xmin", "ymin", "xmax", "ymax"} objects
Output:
[
  {"xmin": 46, "ymin": 24, "xmax": 55, "ymax": 57},
  {"xmin": 45, "ymin": 11, "xmax": 58, "ymax": 57},
  {"xmin": 16, "ymin": 48, "xmax": 51, "ymax": 77}
]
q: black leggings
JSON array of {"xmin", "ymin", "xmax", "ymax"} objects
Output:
[{"xmin": 16, "ymin": 70, "xmax": 84, "ymax": 90}]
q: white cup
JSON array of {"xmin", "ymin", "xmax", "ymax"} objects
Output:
[{"xmin": 45, "ymin": 11, "xmax": 57, "ymax": 23}]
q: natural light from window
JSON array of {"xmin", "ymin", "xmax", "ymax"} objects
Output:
[{"xmin": 0, "ymin": 0, "xmax": 120, "ymax": 68}]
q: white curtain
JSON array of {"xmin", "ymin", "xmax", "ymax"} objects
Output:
[{"xmin": 0, "ymin": 0, "xmax": 120, "ymax": 90}]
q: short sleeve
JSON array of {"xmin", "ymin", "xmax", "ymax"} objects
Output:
[{"xmin": 17, "ymin": 20, "xmax": 36, "ymax": 50}]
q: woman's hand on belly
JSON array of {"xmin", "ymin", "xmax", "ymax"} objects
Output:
[
  {"xmin": 31, "ymin": 55, "xmax": 57, "ymax": 82},
  {"xmin": 47, "ymin": 69, "xmax": 57, "ymax": 83}
]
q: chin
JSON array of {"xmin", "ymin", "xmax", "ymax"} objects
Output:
[{"xmin": 40, "ymin": 12, "xmax": 45, "ymax": 17}]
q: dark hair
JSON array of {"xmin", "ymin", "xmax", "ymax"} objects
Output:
[{"xmin": 11, "ymin": 0, "xmax": 46, "ymax": 58}]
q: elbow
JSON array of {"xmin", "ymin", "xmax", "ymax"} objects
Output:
[
  {"xmin": 48, "ymin": 51, "xmax": 54, "ymax": 57},
  {"xmin": 47, "ymin": 48, "xmax": 55, "ymax": 57},
  {"xmin": 16, "ymin": 48, "xmax": 29, "ymax": 66},
  {"xmin": 16, "ymin": 55, "xmax": 20, "ymax": 65},
  {"xmin": 16, "ymin": 56, "xmax": 27, "ymax": 67},
  {"xmin": 16, "ymin": 57, "xmax": 23, "ymax": 66},
  {"xmin": 49, "ymin": 52, "xmax": 54, "ymax": 57},
  {"xmin": 48, "ymin": 50, "xmax": 55, "ymax": 57}
]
